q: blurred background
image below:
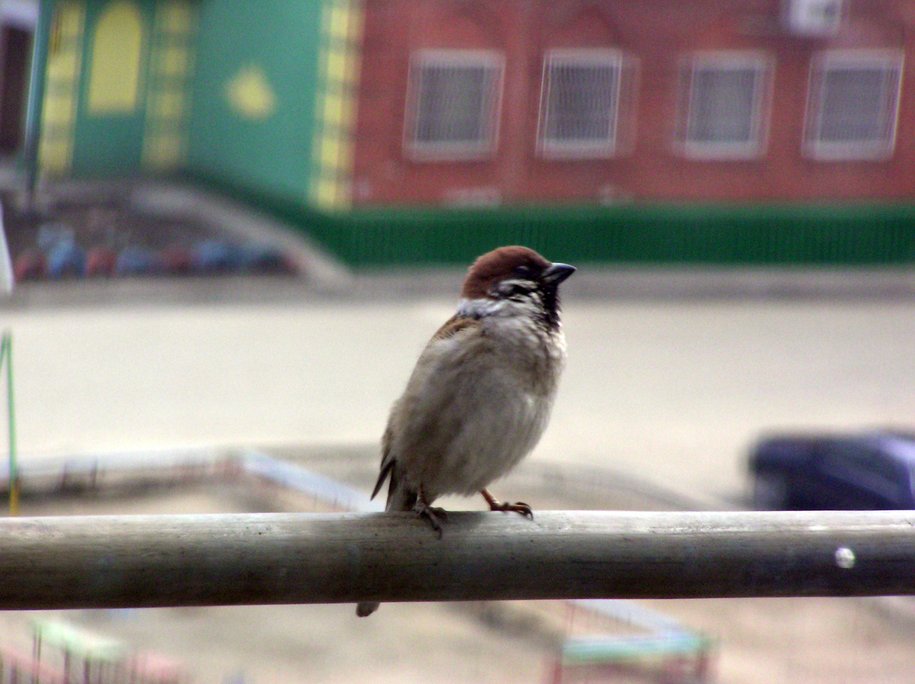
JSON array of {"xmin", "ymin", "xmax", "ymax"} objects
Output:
[{"xmin": 0, "ymin": 0, "xmax": 913, "ymax": 682}]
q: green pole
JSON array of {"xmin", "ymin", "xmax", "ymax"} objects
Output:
[
  {"xmin": 23, "ymin": 0, "xmax": 55, "ymax": 207},
  {"xmin": 1, "ymin": 333, "xmax": 16, "ymax": 514}
]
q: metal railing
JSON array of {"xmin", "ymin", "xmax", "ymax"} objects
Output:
[{"xmin": 0, "ymin": 509, "xmax": 911, "ymax": 610}]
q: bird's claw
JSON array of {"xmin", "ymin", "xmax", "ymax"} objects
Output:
[
  {"xmin": 489, "ymin": 500, "xmax": 534, "ymax": 520},
  {"xmin": 413, "ymin": 500, "xmax": 448, "ymax": 538}
]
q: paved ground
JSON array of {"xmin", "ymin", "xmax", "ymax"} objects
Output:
[
  {"xmin": 2, "ymin": 281, "xmax": 914, "ymax": 683},
  {"xmin": 2, "ymin": 283, "xmax": 913, "ymax": 507}
]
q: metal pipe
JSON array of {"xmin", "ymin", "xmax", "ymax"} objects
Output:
[
  {"xmin": 0, "ymin": 510, "xmax": 911, "ymax": 610},
  {"xmin": 22, "ymin": 0, "xmax": 54, "ymax": 207},
  {"xmin": 0, "ymin": 332, "xmax": 17, "ymax": 514}
]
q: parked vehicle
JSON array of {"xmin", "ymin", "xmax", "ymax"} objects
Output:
[{"xmin": 748, "ymin": 430, "xmax": 915, "ymax": 510}]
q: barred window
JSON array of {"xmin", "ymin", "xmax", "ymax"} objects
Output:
[
  {"xmin": 678, "ymin": 53, "xmax": 771, "ymax": 158},
  {"xmin": 405, "ymin": 50, "xmax": 503, "ymax": 159},
  {"xmin": 538, "ymin": 50, "xmax": 626, "ymax": 157},
  {"xmin": 804, "ymin": 52, "xmax": 903, "ymax": 160}
]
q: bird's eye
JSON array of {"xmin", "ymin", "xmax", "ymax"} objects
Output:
[{"xmin": 512, "ymin": 265, "xmax": 535, "ymax": 278}]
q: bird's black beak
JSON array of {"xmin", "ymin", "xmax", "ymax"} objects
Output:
[{"xmin": 542, "ymin": 262, "xmax": 576, "ymax": 286}]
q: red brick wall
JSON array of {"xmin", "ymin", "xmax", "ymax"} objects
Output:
[{"xmin": 352, "ymin": 0, "xmax": 914, "ymax": 205}]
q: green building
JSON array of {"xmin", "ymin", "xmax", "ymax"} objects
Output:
[{"xmin": 38, "ymin": 0, "xmax": 349, "ymax": 203}]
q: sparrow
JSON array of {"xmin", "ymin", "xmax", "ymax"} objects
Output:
[{"xmin": 356, "ymin": 245, "xmax": 574, "ymax": 617}]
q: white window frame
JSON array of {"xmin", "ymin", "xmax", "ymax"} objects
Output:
[
  {"xmin": 537, "ymin": 49, "xmax": 627, "ymax": 159},
  {"xmin": 677, "ymin": 51, "xmax": 772, "ymax": 160},
  {"xmin": 803, "ymin": 50, "xmax": 904, "ymax": 161},
  {"xmin": 403, "ymin": 49, "xmax": 504, "ymax": 161}
]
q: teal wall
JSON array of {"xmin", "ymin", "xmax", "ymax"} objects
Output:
[
  {"xmin": 71, "ymin": 0, "xmax": 157, "ymax": 174},
  {"xmin": 40, "ymin": 0, "xmax": 198, "ymax": 176},
  {"xmin": 186, "ymin": 0, "xmax": 323, "ymax": 202}
]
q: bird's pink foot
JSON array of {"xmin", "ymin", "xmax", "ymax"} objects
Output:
[{"xmin": 481, "ymin": 489, "xmax": 534, "ymax": 520}]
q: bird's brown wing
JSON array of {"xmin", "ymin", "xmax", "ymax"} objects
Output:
[{"xmin": 370, "ymin": 315, "xmax": 481, "ymax": 503}]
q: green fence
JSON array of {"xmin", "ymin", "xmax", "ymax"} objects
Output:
[
  {"xmin": 191, "ymin": 175, "xmax": 914, "ymax": 268},
  {"xmin": 319, "ymin": 203, "xmax": 915, "ymax": 267}
]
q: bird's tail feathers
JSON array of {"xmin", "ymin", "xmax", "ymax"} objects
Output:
[
  {"xmin": 357, "ymin": 466, "xmax": 417, "ymax": 617},
  {"xmin": 383, "ymin": 461, "xmax": 417, "ymax": 512},
  {"xmin": 356, "ymin": 601, "xmax": 379, "ymax": 617},
  {"xmin": 386, "ymin": 480, "xmax": 417, "ymax": 512}
]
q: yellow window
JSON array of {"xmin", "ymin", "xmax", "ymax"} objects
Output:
[{"xmin": 87, "ymin": 1, "xmax": 145, "ymax": 114}]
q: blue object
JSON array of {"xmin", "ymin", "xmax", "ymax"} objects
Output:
[
  {"xmin": 748, "ymin": 430, "xmax": 915, "ymax": 510},
  {"xmin": 115, "ymin": 246, "xmax": 162, "ymax": 276},
  {"xmin": 46, "ymin": 241, "xmax": 86, "ymax": 278},
  {"xmin": 192, "ymin": 239, "xmax": 243, "ymax": 274},
  {"xmin": 36, "ymin": 222, "xmax": 75, "ymax": 252}
]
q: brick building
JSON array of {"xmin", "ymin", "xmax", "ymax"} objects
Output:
[{"xmin": 352, "ymin": 0, "xmax": 913, "ymax": 205}]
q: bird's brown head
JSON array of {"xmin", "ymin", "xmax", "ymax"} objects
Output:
[{"xmin": 461, "ymin": 246, "xmax": 575, "ymax": 326}]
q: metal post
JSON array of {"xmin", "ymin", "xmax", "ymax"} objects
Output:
[
  {"xmin": 22, "ymin": 0, "xmax": 55, "ymax": 208},
  {"xmin": 0, "ymin": 333, "xmax": 17, "ymax": 515},
  {"xmin": 0, "ymin": 510, "xmax": 911, "ymax": 609}
]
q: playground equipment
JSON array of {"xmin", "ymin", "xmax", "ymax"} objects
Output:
[{"xmin": 31, "ymin": 618, "xmax": 186, "ymax": 684}]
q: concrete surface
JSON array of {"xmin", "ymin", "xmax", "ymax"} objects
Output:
[
  {"xmin": 1, "ymin": 272, "xmax": 914, "ymax": 683},
  {"xmin": 2, "ymin": 288, "xmax": 912, "ymax": 507}
]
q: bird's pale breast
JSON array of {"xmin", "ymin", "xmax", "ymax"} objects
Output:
[{"xmin": 392, "ymin": 313, "xmax": 566, "ymax": 499}]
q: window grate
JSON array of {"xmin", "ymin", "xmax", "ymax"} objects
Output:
[
  {"xmin": 539, "ymin": 52, "xmax": 624, "ymax": 157},
  {"xmin": 688, "ymin": 69, "xmax": 757, "ymax": 143},
  {"xmin": 805, "ymin": 53, "xmax": 903, "ymax": 160},
  {"xmin": 405, "ymin": 51, "xmax": 502, "ymax": 159},
  {"xmin": 677, "ymin": 53, "xmax": 770, "ymax": 159}
]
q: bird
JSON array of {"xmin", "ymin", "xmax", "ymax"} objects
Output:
[{"xmin": 356, "ymin": 245, "xmax": 574, "ymax": 617}]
